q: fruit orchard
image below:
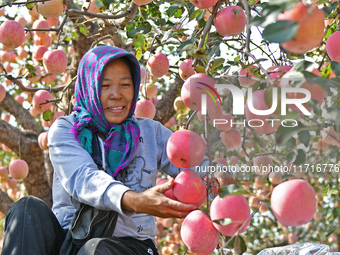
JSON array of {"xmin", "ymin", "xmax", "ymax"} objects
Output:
[{"xmin": 0, "ymin": 0, "xmax": 340, "ymax": 253}]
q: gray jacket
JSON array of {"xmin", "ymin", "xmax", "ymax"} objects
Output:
[{"xmin": 49, "ymin": 112, "xmax": 198, "ymax": 240}]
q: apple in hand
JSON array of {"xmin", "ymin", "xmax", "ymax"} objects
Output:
[{"xmin": 173, "ymin": 169, "xmax": 207, "ymax": 207}]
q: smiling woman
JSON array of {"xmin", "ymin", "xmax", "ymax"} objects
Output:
[{"xmin": 100, "ymin": 58, "xmax": 134, "ymax": 124}]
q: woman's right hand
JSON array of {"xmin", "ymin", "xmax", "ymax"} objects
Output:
[{"xmin": 121, "ymin": 179, "xmax": 197, "ymax": 218}]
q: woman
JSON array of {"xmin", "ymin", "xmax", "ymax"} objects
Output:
[
  {"xmin": 49, "ymin": 46, "xmax": 199, "ymax": 254},
  {"xmin": 2, "ymin": 46, "xmax": 235, "ymax": 255}
]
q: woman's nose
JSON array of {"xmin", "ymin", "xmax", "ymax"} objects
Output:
[{"xmin": 108, "ymin": 86, "xmax": 122, "ymax": 99}]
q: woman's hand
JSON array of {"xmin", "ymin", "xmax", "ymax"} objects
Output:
[{"xmin": 121, "ymin": 178, "xmax": 197, "ymax": 218}]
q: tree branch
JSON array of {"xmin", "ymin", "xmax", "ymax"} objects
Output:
[
  {"xmin": 154, "ymin": 74, "xmax": 183, "ymax": 124},
  {"xmin": 0, "ymin": 190, "xmax": 14, "ymax": 214},
  {"xmin": 0, "ymin": 92, "xmax": 44, "ymax": 134}
]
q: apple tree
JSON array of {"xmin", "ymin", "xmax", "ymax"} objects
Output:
[{"xmin": 0, "ymin": 0, "xmax": 340, "ymax": 253}]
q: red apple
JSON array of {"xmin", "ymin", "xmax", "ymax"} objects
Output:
[
  {"xmin": 34, "ymin": 35, "xmax": 52, "ymax": 47},
  {"xmin": 166, "ymin": 129, "xmax": 205, "ymax": 168},
  {"xmin": 220, "ymin": 128, "xmax": 242, "ymax": 150},
  {"xmin": 156, "ymin": 179, "xmax": 176, "ymax": 200},
  {"xmin": 277, "ymin": 3, "xmax": 325, "ymax": 54},
  {"xmin": 38, "ymin": 131, "xmax": 49, "ymax": 150},
  {"xmin": 33, "ymin": 45, "xmax": 48, "ymax": 61},
  {"xmin": 189, "ymin": 0, "xmax": 218, "ymax": 9},
  {"xmin": 15, "ymin": 95, "xmax": 25, "ymax": 105},
  {"xmin": 271, "ymin": 179, "xmax": 316, "ymax": 226},
  {"xmin": 134, "ymin": 99, "xmax": 156, "ymax": 119},
  {"xmin": 181, "ymin": 210, "xmax": 220, "ymax": 255},
  {"xmin": 32, "ymin": 90, "xmax": 53, "ymax": 113},
  {"xmin": 181, "ymin": 73, "xmax": 216, "ymax": 111},
  {"xmin": 32, "ymin": 20, "xmax": 51, "ymax": 38},
  {"xmin": 253, "ymin": 156, "xmax": 272, "ymax": 175},
  {"xmin": 147, "ymin": 52, "xmax": 169, "ymax": 78},
  {"xmin": 0, "ymin": 84, "xmax": 6, "ymax": 102},
  {"xmin": 17, "ymin": 47, "xmax": 28, "ymax": 60},
  {"xmin": 9, "ymin": 159, "xmax": 29, "ymax": 180},
  {"xmin": 214, "ymin": 6, "xmax": 246, "ymax": 37},
  {"xmin": 132, "ymin": 0, "xmax": 153, "ymax": 5},
  {"xmin": 1, "ymin": 113, "xmax": 10, "ymax": 122},
  {"xmin": 140, "ymin": 83, "xmax": 158, "ymax": 99},
  {"xmin": 173, "ymin": 169, "xmax": 207, "ymax": 207},
  {"xmin": 43, "ymin": 49, "xmax": 68, "ymax": 74},
  {"xmin": 326, "ymin": 31, "xmax": 340, "ymax": 62},
  {"xmin": 38, "ymin": 0, "xmax": 64, "ymax": 18},
  {"xmin": 0, "ymin": 166, "xmax": 8, "ymax": 183},
  {"xmin": 179, "ymin": 59, "xmax": 195, "ymax": 81},
  {"xmin": 245, "ymin": 89, "xmax": 280, "ymax": 134},
  {"xmin": 15, "ymin": 16, "xmax": 27, "ymax": 27},
  {"xmin": 0, "ymin": 21, "xmax": 25, "ymax": 49},
  {"xmin": 164, "ymin": 117, "xmax": 176, "ymax": 128},
  {"xmin": 239, "ymin": 65, "xmax": 258, "ymax": 88},
  {"xmin": 210, "ymin": 195, "xmax": 251, "ymax": 236}
]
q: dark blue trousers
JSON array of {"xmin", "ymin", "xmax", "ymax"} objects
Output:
[{"xmin": 1, "ymin": 196, "xmax": 159, "ymax": 255}]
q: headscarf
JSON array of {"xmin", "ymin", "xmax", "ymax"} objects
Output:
[{"xmin": 70, "ymin": 46, "xmax": 141, "ymax": 177}]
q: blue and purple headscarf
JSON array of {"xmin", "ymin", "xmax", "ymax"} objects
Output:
[{"xmin": 70, "ymin": 46, "xmax": 141, "ymax": 177}]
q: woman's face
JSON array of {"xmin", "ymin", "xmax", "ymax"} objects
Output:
[{"xmin": 100, "ymin": 58, "xmax": 134, "ymax": 124}]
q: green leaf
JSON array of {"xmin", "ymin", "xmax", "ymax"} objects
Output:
[
  {"xmin": 166, "ymin": 4, "xmax": 180, "ymax": 17},
  {"xmin": 328, "ymin": 189, "xmax": 339, "ymax": 195},
  {"xmin": 135, "ymin": 47, "xmax": 142, "ymax": 61},
  {"xmin": 79, "ymin": 26, "xmax": 89, "ymax": 36},
  {"xmin": 302, "ymin": 71, "xmax": 332, "ymax": 93},
  {"xmin": 94, "ymin": 0, "xmax": 105, "ymax": 10},
  {"xmin": 232, "ymin": 8, "xmax": 240, "ymax": 18},
  {"xmin": 294, "ymin": 149, "xmax": 306, "ymax": 166},
  {"xmin": 133, "ymin": 33, "xmax": 145, "ymax": 50},
  {"xmin": 102, "ymin": 0, "xmax": 115, "ymax": 8},
  {"xmin": 213, "ymin": 218, "xmax": 232, "ymax": 226},
  {"xmin": 189, "ymin": 9, "xmax": 203, "ymax": 21},
  {"xmin": 262, "ymin": 20, "xmax": 299, "ymax": 43},
  {"xmin": 207, "ymin": 43, "xmax": 221, "ymax": 61},
  {"xmin": 177, "ymin": 33, "xmax": 196, "ymax": 54},
  {"xmin": 228, "ymin": 235, "xmax": 247, "ymax": 255},
  {"xmin": 136, "ymin": 21, "xmax": 152, "ymax": 34},
  {"xmin": 330, "ymin": 61, "xmax": 340, "ymax": 76},
  {"xmin": 43, "ymin": 110, "xmax": 53, "ymax": 122},
  {"xmin": 126, "ymin": 23, "xmax": 136, "ymax": 38},
  {"xmin": 26, "ymin": 2, "xmax": 35, "ymax": 9},
  {"xmin": 210, "ymin": 58, "xmax": 225, "ymax": 72},
  {"xmin": 298, "ymin": 130, "xmax": 310, "ymax": 147},
  {"xmin": 291, "ymin": 60, "xmax": 314, "ymax": 72},
  {"xmin": 218, "ymin": 184, "xmax": 249, "ymax": 198}
]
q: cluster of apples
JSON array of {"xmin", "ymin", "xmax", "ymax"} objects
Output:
[
  {"xmin": 0, "ymin": 165, "xmax": 23, "ymax": 201},
  {"xmin": 238, "ymin": 62, "xmax": 330, "ymax": 135},
  {"xmin": 134, "ymin": 53, "xmax": 170, "ymax": 119},
  {"xmin": 0, "ymin": 160, "xmax": 28, "ymax": 200}
]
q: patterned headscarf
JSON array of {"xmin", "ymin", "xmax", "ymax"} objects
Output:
[{"xmin": 70, "ymin": 46, "xmax": 141, "ymax": 177}]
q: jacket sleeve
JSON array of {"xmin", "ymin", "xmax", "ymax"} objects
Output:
[{"xmin": 48, "ymin": 116, "xmax": 134, "ymax": 216}]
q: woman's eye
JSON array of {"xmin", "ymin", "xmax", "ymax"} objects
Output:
[{"xmin": 102, "ymin": 84, "xmax": 109, "ymax": 88}]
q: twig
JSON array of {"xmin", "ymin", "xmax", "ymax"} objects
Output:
[
  {"xmin": 192, "ymin": 0, "xmax": 224, "ymax": 69},
  {"xmin": 241, "ymin": 0, "xmax": 251, "ymax": 61},
  {"xmin": 66, "ymin": 8, "xmax": 132, "ymax": 20}
]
